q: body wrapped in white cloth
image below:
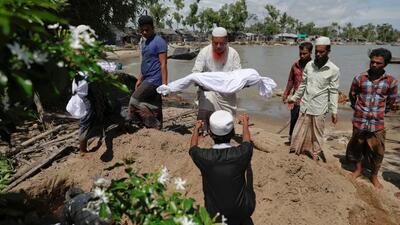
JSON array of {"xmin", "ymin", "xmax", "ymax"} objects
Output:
[{"xmin": 156, "ymin": 68, "xmax": 277, "ymax": 97}]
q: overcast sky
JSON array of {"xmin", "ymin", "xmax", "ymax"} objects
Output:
[{"xmin": 173, "ymin": 0, "xmax": 400, "ymax": 29}]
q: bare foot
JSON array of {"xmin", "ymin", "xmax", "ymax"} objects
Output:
[
  {"xmin": 351, "ymin": 170, "xmax": 362, "ymax": 179},
  {"xmin": 80, "ymin": 151, "xmax": 86, "ymax": 157},
  {"xmin": 395, "ymin": 192, "xmax": 400, "ymax": 199},
  {"xmin": 370, "ymin": 175, "xmax": 383, "ymax": 189}
]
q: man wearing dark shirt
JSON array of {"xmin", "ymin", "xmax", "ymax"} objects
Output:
[{"xmin": 189, "ymin": 110, "xmax": 255, "ymax": 225}]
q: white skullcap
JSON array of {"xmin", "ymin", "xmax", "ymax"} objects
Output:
[
  {"xmin": 209, "ymin": 110, "xmax": 234, "ymax": 136},
  {"xmin": 315, "ymin": 36, "xmax": 331, "ymax": 45},
  {"xmin": 212, "ymin": 27, "xmax": 227, "ymax": 37}
]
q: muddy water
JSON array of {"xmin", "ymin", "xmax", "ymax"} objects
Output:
[{"xmin": 123, "ymin": 44, "xmax": 400, "ymax": 118}]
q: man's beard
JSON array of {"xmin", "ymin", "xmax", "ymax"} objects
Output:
[
  {"xmin": 299, "ymin": 57, "xmax": 311, "ymax": 68},
  {"xmin": 368, "ymin": 67, "xmax": 385, "ymax": 78},
  {"xmin": 314, "ymin": 55, "xmax": 329, "ymax": 68},
  {"xmin": 212, "ymin": 49, "xmax": 227, "ymax": 64}
]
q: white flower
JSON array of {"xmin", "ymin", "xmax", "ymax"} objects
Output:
[
  {"xmin": 6, "ymin": 42, "xmax": 32, "ymax": 67},
  {"xmin": 176, "ymin": 216, "xmax": 197, "ymax": 225},
  {"xmin": 70, "ymin": 38, "xmax": 83, "ymax": 49},
  {"xmin": 32, "ymin": 51, "xmax": 48, "ymax": 64},
  {"xmin": 57, "ymin": 61, "xmax": 64, "ymax": 67},
  {"xmin": 149, "ymin": 200, "xmax": 158, "ymax": 209},
  {"xmin": 221, "ymin": 215, "xmax": 228, "ymax": 225},
  {"xmin": 0, "ymin": 71, "xmax": 7, "ymax": 85},
  {"xmin": 94, "ymin": 177, "xmax": 110, "ymax": 188},
  {"xmin": 157, "ymin": 166, "xmax": 169, "ymax": 185},
  {"xmin": 69, "ymin": 25, "xmax": 97, "ymax": 49},
  {"xmin": 47, "ymin": 23, "xmax": 59, "ymax": 29},
  {"xmin": 174, "ymin": 177, "xmax": 186, "ymax": 190},
  {"xmin": 93, "ymin": 187, "xmax": 109, "ymax": 203}
]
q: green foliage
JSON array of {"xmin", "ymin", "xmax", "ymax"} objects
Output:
[
  {"xmin": 0, "ymin": 0, "xmax": 128, "ymax": 133},
  {"xmin": 198, "ymin": 8, "xmax": 219, "ymax": 33},
  {"xmin": 149, "ymin": 1, "xmax": 170, "ymax": 29},
  {"xmin": 60, "ymin": 0, "xmax": 158, "ymax": 41},
  {"xmin": 185, "ymin": 3, "xmax": 199, "ymax": 31},
  {"xmin": 103, "ymin": 163, "xmax": 221, "ymax": 224},
  {"xmin": 0, "ymin": 156, "xmax": 13, "ymax": 191}
]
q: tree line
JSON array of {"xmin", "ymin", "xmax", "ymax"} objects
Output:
[{"xmin": 51, "ymin": 0, "xmax": 400, "ymax": 43}]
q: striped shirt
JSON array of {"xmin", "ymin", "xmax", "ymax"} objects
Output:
[{"xmin": 349, "ymin": 72, "xmax": 398, "ymax": 132}]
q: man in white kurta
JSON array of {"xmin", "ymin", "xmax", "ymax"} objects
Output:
[{"xmin": 192, "ymin": 27, "xmax": 241, "ymax": 130}]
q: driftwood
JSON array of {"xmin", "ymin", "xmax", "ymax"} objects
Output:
[
  {"xmin": 163, "ymin": 109, "xmax": 197, "ymax": 122},
  {"xmin": 40, "ymin": 130, "xmax": 79, "ymax": 147},
  {"xmin": 5, "ymin": 145, "xmax": 73, "ymax": 192},
  {"xmin": 43, "ymin": 112, "xmax": 79, "ymax": 121},
  {"xmin": 33, "ymin": 92, "xmax": 51, "ymax": 130},
  {"xmin": 20, "ymin": 125, "xmax": 63, "ymax": 147}
]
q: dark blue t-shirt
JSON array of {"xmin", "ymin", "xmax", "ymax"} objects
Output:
[{"xmin": 140, "ymin": 35, "xmax": 167, "ymax": 86}]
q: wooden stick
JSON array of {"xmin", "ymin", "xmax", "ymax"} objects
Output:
[
  {"xmin": 33, "ymin": 92, "xmax": 52, "ymax": 130},
  {"xmin": 163, "ymin": 109, "xmax": 197, "ymax": 122},
  {"xmin": 20, "ymin": 125, "xmax": 63, "ymax": 147},
  {"xmin": 276, "ymin": 120, "xmax": 290, "ymax": 134},
  {"xmin": 40, "ymin": 130, "xmax": 78, "ymax": 147},
  {"xmin": 5, "ymin": 145, "xmax": 73, "ymax": 192},
  {"xmin": 43, "ymin": 112, "xmax": 79, "ymax": 120}
]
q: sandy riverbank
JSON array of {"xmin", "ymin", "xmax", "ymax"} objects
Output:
[{"xmin": 11, "ymin": 105, "xmax": 400, "ymax": 225}]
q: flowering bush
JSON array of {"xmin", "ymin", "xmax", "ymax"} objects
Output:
[
  {"xmin": 0, "ymin": 156, "xmax": 13, "ymax": 191},
  {"xmin": 1, "ymin": 0, "xmax": 128, "ymax": 103},
  {"xmin": 95, "ymin": 162, "xmax": 225, "ymax": 225},
  {"xmin": 0, "ymin": 0, "xmax": 128, "ymax": 136}
]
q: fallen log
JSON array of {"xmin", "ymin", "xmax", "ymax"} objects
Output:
[
  {"xmin": 5, "ymin": 145, "xmax": 73, "ymax": 192},
  {"xmin": 20, "ymin": 125, "xmax": 63, "ymax": 147}
]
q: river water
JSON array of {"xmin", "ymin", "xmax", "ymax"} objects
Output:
[{"xmin": 124, "ymin": 44, "xmax": 400, "ymax": 118}]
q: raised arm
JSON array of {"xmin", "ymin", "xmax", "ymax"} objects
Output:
[
  {"xmin": 239, "ymin": 113, "xmax": 250, "ymax": 142},
  {"xmin": 190, "ymin": 120, "xmax": 204, "ymax": 148}
]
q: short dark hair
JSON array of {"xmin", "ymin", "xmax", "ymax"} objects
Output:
[
  {"xmin": 210, "ymin": 129, "xmax": 235, "ymax": 144},
  {"xmin": 369, "ymin": 48, "xmax": 392, "ymax": 65},
  {"xmin": 299, "ymin": 42, "xmax": 313, "ymax": 52},
  {"xmin": 138, "ymin": 15, "xmax": 154, "ymax": 28}
]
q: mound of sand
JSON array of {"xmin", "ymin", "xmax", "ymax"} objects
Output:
[{"xmin": 12, "ymin": 108, "xmax": 400, "ymax": 225}]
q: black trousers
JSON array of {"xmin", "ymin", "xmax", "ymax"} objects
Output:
[{"xmin": 289, "ymin": 105, "xmax": 300, "ymax": 138}]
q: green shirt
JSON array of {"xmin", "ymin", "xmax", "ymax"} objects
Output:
[{"xmin": 289, "ymin": 60, "xmax": 340, "ymax": 115}]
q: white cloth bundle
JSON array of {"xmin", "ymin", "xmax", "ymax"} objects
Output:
[
  {"xmin": 97, "ymin": 61, "xmax": 117, "ymax": 72},
  {"xmin": 156, "ymin": 68, "xmax": 277, "ymax": 97},
  {"xmin": 66, "ymin": 73, "xmax": 89, "ymax": 118}
]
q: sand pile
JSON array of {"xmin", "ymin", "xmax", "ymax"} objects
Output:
[{"xmin": 11, "ymin": 108, "xmax": 400, "ymax": 225}]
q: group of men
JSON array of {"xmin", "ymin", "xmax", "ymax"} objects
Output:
[
  {"xmin": 78, "ymin": 15, "xmax": 398, "ymax": 224},
  {"xmin": 282, "ymin": 38, "xmax": 398, "ymax": 189}
]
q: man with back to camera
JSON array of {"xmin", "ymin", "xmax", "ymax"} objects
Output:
[{"xmin": 189, "ymin": 110, "xmax": 255, "ymax": 225}]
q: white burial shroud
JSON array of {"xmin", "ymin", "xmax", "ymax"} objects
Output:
[{"xmin": 156, "ymin": 68, "xmax": 277, "ymax": 97}]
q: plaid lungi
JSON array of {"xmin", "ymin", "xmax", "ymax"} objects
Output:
[
  {"xmin": 290, "ymin": 113, "xmax": 326, "ymax": 156},
  {"xmin": 346, "ymin": 128, "xmax": 386, "ymax": 175}
]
